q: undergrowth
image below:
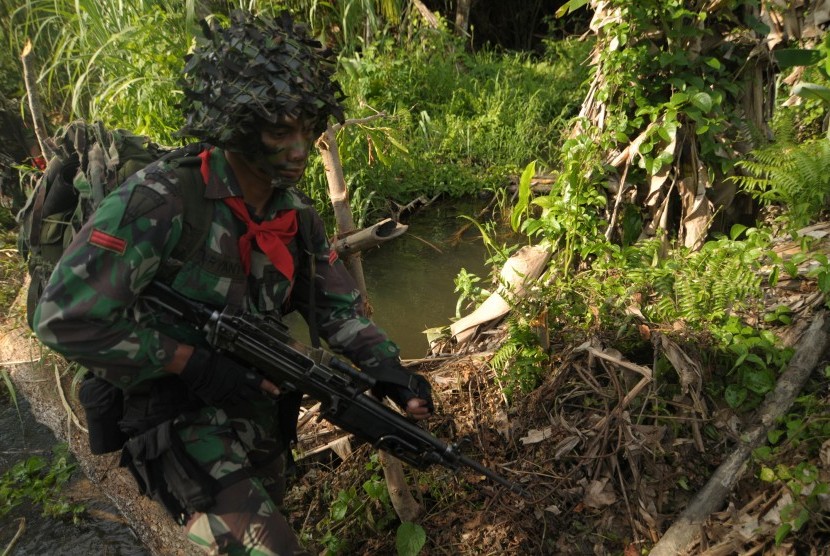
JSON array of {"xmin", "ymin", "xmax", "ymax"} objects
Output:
[{"xmin": 0, "ymin": 443, "xmax": 85, "ymax": 523}]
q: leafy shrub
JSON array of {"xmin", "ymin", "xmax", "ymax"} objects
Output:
[{"xmin": 0, "ymin": 443, "xmax": 84, "ymax": 522}]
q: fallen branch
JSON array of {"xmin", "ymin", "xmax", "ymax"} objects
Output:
[
  {"xmin": 296, "ymin": 402, "xmax": 321, "ymax": 430},
  {"xmin": 333, "ymin": 218, "xmax": 408, "ymax": 257},
  {"xmin": 649, "ymin": 311, "xmax": 830, "ymax": 556},
  {"xmin": 0, "ymin": 358, "xmax": 39, "ymax": 367},
  {"xmin": 53, "ymin": 363, "xmax": 86, "ymax": 435},
  {"xmin": 1, "ymin": 518, "xmax": 26, "ymax": 556}
]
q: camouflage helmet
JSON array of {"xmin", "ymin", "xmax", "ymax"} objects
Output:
[{"xmin": 178, "ymin": 10, "xmax": 345, "ymax": 151}]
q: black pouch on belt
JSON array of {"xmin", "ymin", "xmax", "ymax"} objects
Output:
[
  {"xmin": 78, "ymin": 374, "xmax": 128, "ymax": 454},
  {"xmin": 119, "ymin": 418, "xmax": 220, "ymax": 522}
]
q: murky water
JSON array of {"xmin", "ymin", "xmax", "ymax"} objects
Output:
[
  {"xmin": 286, "ymin": 199, "xmax": 494, "ymax": 358},
  {"xmin": 0, "ymin": 395, "xmax": 149, "ymax": 555},
  {"xmin": 362, "ymin": 200, "xmax": 493, "ymax": 358}
]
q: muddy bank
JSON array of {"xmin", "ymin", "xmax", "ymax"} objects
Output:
[{"xmin": 1, "ymin": 280, "xmax": 200, "ymax": 556}]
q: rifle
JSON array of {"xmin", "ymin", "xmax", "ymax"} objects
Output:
[{"xmin": 142, "ymin": 281, "xmax": 527, "ymax": 497}]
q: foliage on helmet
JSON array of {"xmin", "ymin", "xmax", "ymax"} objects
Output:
[{"xmin": 178, "ymin": 10, "xmax": 345, "ymax": 150}]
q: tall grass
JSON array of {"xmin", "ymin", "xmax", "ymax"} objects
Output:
[
  {"xmin": 2, "ymin": 1, "xmax": 593, "ymax": 219},
  {"xmin": 317, "ymin": 29, "xmax": 594, "ymax": 206},
  {"xmin": 280, "ymin": 0, "xmax": 407, "ymax": 54},
  {"xmin": 4, "ymin": 0, "xmax": 197, "ymax": 142}
]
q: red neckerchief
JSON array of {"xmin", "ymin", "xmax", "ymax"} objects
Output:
[{"xmin": 199, "ymin": 148, "xmax": 297, "ymax": 280}]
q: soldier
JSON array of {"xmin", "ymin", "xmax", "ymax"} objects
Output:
[{"xmin": 33, "ymin": 10, "xmax": 433, "ymax": 555}]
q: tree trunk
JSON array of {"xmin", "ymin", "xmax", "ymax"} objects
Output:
[
  {"xmin": 454, "ymin": 0, "xmax": 472, "ymax": 36},
  {"xmin": 316, "ymin": 125, "xmax": 370, "ymax": 312}
]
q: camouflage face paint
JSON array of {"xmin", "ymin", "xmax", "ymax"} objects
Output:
[{"xmin": 251, "ymin": 117, "xmax": 314, "ymax": 189}]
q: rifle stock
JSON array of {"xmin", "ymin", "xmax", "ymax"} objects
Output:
[{"xmin": 142, "ymin": 281, "xmax": 527, "ymax": 497}]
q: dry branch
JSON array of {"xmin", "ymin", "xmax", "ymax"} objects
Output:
[
  {"xmin": 1, "ymin": 518, "xmax": 26, "ymax": 556},
  {"xmin": 316, "ymin": 124, "xmax": 369, "ymax": 309},
  {"xmin": 412, "ymin": 0, "xmax": 440, "ymax": 29},
  {"xmin": 54, "ymin": 362, "xmax": 86, "ymax": 436},
  {"xmin": 378, "ymin": 450, "xmax": 422, "ymax": 522},
  {"xmin": 649, "ymin": 311, "xmax": 830, "ymax": 556},
  {"xmin": 20, "ymin": 39, "xmax": 52, "ymax": 160},
  {"xmin": 329, "ymin": 112, "xmax": 388, "ymax": 134}
]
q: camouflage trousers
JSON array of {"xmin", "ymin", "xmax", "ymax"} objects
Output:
[{"xmin": 175, "ymin": 407, "xmax": 309, "ymax": 556}]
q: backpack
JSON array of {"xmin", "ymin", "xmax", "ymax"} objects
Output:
[{"xmin": 16, "ymin": 120, "xmax": 210, "ymax": 330}]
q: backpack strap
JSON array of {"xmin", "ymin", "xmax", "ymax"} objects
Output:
[
  {"xmin": 153, "ymin": 145, "xmax": 213, "ymax": 282},
  {"xmin": 295, "ymin": 206, "xmax": 320, "ymax": 348}
]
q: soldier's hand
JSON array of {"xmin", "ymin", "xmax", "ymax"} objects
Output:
[
  {"xmin": 179, "ymin": 346, "xmax": 275, "ymax": 406},
  {"xmin": 369, "ymin": 361, "xmax": 434, "ymax": 420},
  {"xmin": 406, "ymin": 397, "xmax": 432, "ymax": 421}
]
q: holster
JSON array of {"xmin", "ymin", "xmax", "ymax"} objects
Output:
[
  {"xmin": 78, "ymin": 374, "xmax": 128, "ymax": 454},
  {"xmin": 119, "ymin": 416, "xmax": 219, "ymax": 523}
]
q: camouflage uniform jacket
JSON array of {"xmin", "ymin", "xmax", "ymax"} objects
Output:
[{"xmin": 33, "ymin": 146, "xmax": 400, "ymax": 392}]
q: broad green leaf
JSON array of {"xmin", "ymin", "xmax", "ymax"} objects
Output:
[
  {"xmin": 556, "ymin": 0, "xmax": 589, "ymax": 17},
  {"xmin": 753, "ymin": 446, "xmax": 772, "ymax": 460},
  {"xmin": 724, "ymin": 384, "xmax": 747, "ymax": 408},
  {"xmin": 792, "ymin": 82, "xmax": 830, "ymax": 106},
  {"xmin": 775, "ymin": 523, "xmax": 792, "ymax": 545},
  {"xmin": 511, "ymin": 160, "xmax": 536, "ymax": 233},
  {"xmin": 669, "ymin": 92, "xmax": 689, "ymax": 106},
  {"xmin": 730, "ymin": 224, "xmax": 748, "ymax": 240},
  {"xmin": 396, "ymin": 522, "xmax": 427, "ymax": 556},
  {"xmin": 330, "ymin": 499, "xmax": 348, "ymax": 521},
  {"xmin": 745, "ymin": 353, "xmax": 765, "ymax": 366},
  {"xmin": 774, "ymin": 48, "xmax": 824, "ymax": 69},
  {"xmin": 774, "ymin": 464, "xmax": 792, "ymax": 481},
  {"xmin": 744, "ymin": 368, "xmax": 775, "ymax": 394},
  {"xmin": 691, "ymin": 92, "xmax": 713, "ymax": 113},
  {"xmin": 793, "ymin": 507, "xmax": 810, "ymax": 530}
]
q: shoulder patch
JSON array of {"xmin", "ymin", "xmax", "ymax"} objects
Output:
[
  {"xmin": 89, "ymin": 229, "xmax": 127, "ymax": 255},
  {"xmin": 120, "ymin": 184, "xmax": 167, "ymax": 227}
]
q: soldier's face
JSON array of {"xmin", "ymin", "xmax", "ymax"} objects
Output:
[{"xmin": 252, "ymin": 116, "xmax": 315, "ymax": 188}]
